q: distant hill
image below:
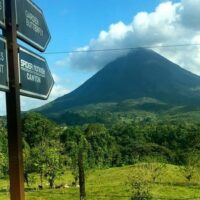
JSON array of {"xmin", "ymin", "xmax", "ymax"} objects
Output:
[{"xmin": 36, "ymin": 48, "xmax": 200, "ymax": 124}]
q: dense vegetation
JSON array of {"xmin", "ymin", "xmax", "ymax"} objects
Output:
[
  {"xmin": 41, "ymin": 97, "xmax": 200, "ymax": 126},
  {"xmin": 1, "ymin": 112, "xmax": 200, "ymax": 191}
]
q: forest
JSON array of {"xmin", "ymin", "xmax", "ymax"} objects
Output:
[{"xmin": 1, "ymin": 112, "xmax": 200, "ymax": 192}]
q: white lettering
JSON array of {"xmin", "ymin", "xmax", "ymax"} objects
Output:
[
  {"xmin": 21, "ymin": 59, "xmax": 33, "ymax": 70},
  {"xmin": 0, "ymin": 64, "xmax": 3, "ymax": 73},
  {"xmin": 27, "ymin": 73, "xmax": 41, "ymax": 83},
  {"xmin": 33, "ymin": 65, "xmax": 45, "ymax": 76},
  {"xmin": 25, "ymin": 10, "xmax": 39, "ymax": 25},
  {"xmin": 21, "ymin": 58, "xmax": 45, "ymax": 84},
  {"xmin": 0, "ymin": 52, "xmax": 4, "ymax": 62},
  {"xmin": 25, "ymin": 10, "xmax": 44, "ymax": 36}
]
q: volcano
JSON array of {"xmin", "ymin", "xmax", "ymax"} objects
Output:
[{"xmin": 37, "ymin": 48, "xmax": 200, "ymax": 120}]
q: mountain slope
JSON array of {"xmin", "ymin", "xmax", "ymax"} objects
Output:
[{"xmin": 37, "ymin": 48, "xmax": 200, "ymax": 118}]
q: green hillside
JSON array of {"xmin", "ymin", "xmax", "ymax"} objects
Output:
[
  {"xmin": 33, "ymin": 49, "xmax": 200, "ymax": 126},
  {"xmin": 46, "ymin": 97, "xmax": 200, "ymax": 125},
  {"xmin": 1, "ymin": 164, "xmax": 200, "ymax": 200}
]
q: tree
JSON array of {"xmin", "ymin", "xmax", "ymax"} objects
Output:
[
  {"xmin": 31, "ymin": 141, "xmax": 46, "ymax": 188},
  {"xmin": 22, "ymin": 112, "xmax": 66, "ymax": 188},
  {"xmin": 0, "ymin": 152, "xmax": 6, "ymax": 178},
  {"xmin": 111, "ymin": 122, "xmax": 147, "ymax": 164},
  {"xmin": 0, "ymin": 122, "xmax": 8, "ymax": 178},
  {"xmin": 31, "ymin": 139, "xmax": 66, "ymax": 189},
  {"xmin": 61, "ymin": 127, "xmax": 85, "ymax": 185},
  {"xmin": 84, "ymin": 123, "xmax": 114, "ymax": 168},
  {"xmin": 44, "ymin": 140, "xmax": 66, "ymax": 188},
  {"xmin": 22, "ymin": 112, "xmax": 59, "ymax": 147},
  {"xmin": 61, "ymin": 126, "xmax": 88, "ymax": 199},
  {"xmin": 23, "ymin": 139, "xmax": 32, "ymax": 186}
]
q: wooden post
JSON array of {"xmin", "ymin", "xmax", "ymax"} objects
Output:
[
  {"xmin": 4, "ymin": 0, "xmax": 25, "ymax": 199},
  {"xmin": 78, "ymin": 150, "xmax": 86, "ymax": 200}
]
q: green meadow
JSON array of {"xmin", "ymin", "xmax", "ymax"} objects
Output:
[{"xmin": 1, "ymin": 164, "xmax": 200, "ymax": 200}]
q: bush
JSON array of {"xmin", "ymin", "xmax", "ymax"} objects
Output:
[
  {"xmin": 128, "ymin": 164, "xmax": 153, "ymax": 200},
  {"xmin": 130, "ymin": 182, "xmax": 152, "ymax": 200}
]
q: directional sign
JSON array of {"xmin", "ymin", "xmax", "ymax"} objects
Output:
[
  {"xmin": 0, "ymin": 36, "xmax": 8, "ymax": 91},
  {"xmin": 16, "ymin": 0, "xmax": 51, "ymax": 52},
  {"xmin": 0, "ymin": 0, "xmax": 5, "ymax": 28},
  {"xmin": 19, "ymin": 47, "xmax": 54, "ymax": 99}
]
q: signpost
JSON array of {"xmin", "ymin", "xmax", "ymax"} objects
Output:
[
  {"xmin": 19, "ymin": 47, "xmax": 54, "ymax": 99},
  {"xmin": 0, "ymin": 36, "xmax": 8, "ymax": 91},
  {"xmin": 0, "ymin": 0, "xmax": 5, "ymax": 28},
  {"xmin": 5, "ymin": 0, "xmax": 25, "ymax": 199},
  {"xmin": 15, "ymin": 0, "xmax": 51, "ymax": 52},
  {"xmin": 3, "ymin": 0, "xmax": 53, "ymax": 199}
]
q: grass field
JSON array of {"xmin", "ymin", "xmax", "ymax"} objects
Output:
[{"xmin": 1, "ymin": 164, "xmax": 200, "ymax": 200}]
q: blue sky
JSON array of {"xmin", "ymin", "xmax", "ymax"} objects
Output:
[
  {"xmin": 35, "ymin": 0, "xmax": 170, "ymax": 90},
  {"xmin": 36, "ymin": 0, "xmax": 165, "ymax": 52},
  {"xmin": 1, "ymin": 0, "xmax": 200, "ymax": 115},
  {"xmin": 33, "ymin": 0, "xmax": 180, "ymax": 90}
]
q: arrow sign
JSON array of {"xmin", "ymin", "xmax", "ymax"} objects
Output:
[
  {"xmin": 0, "ymin": 36, "xmax": 8, "ymax": 91},
  {"xmin": 16, "ymin": 0, "xmax": 51, "ymax": 52},
  {"xmin": 19, "ymin": 47, "xmax": 54, "ymax": 99},
  {"xmin": 0, "ymin": 0, "xmax": 5, "ymax": 28}
]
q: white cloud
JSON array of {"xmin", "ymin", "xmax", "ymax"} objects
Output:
[
  {"xmin": 49, "ymin": 84, "xmax": 69, "ymax": 100},
  {"xmin": 179, "ymin": 0, "xmax": 200, "ymax": 30},
  {"xmin": 57, "ymin": 0, "xmax": 200, "ymax": 75},
  {"xmin": 20, "ymin": 84, "xmax": 70, "ymax": 112},
  {"xmin": 52, "ymin": 73, "xmax": 61, "ymax": 83}
]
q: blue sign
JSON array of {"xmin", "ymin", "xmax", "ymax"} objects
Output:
[
  {"xmin": 16, "ymin": 0, "xmax": 51, "ymax": 52},
  {"xmin": 19, "ymin": 47, "xmax": 54, "ymax": 99},
  {"xmin": 0, "ymin": 0, "xmax": 5, "ymax": 28},
  {"xmin": 0, "ymin": 36, "xmax": 8, "ymax": 91}
]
